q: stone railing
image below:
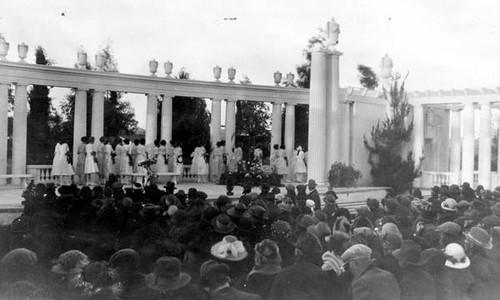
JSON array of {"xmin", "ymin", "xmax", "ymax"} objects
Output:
[{"xmin": 26, "ymin": 164, "xmax": 196, "ymax": 184}]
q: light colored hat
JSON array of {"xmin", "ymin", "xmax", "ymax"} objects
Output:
[
  {"xmin": 341, "ymin": 244, "xmax": 372, "ymax": 262},
  {"xmin": 436, "ymin": 222, "xmax": 461, "ymax": 235},
  {"xmin": 211, "ymin": 235, "xmax": 248, "ymax": 261},
  {"xmin": 321, "ymin": 251, "xmax": 344, "ymax": 276},
  {"xmin": 441, "ymin": 198, "xmax": 458, "ymax": 212},
  {"xmin": 443, "ymin": 243, "xmax": 470, "ymax": 269},
  {"xmin": 306, "ymin": 200, "xmax": 315, "ymax": 209}
]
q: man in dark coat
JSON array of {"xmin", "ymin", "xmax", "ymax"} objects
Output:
[
  {"xmin": 269, "ymin": 232, "xmax": 330, "ymax": 300},
  {"xmin": 200, "ymin": 260, "xmax": 262, "ymax": 300},
  {"xmin": 341, "ymin": 244, "xmax": 400, "ymax": 300},
  {"xmin": 307, "ymin": 179, "xmax": 321, "ymax": 211}
]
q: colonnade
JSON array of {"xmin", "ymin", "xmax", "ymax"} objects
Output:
[{"xmin": 412, "ymin": 101, "xmax": 498, "ymax": 189}]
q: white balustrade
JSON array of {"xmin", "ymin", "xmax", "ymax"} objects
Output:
[{"xmin": 26, "ymin": 165, "xmax": 56, "ymax": 184}]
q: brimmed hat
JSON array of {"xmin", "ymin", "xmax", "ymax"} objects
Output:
[
  {"xmin": 140, "ymin": 203, "xmax": 160, "ymax": 216},
  {"xmin": 341, "ymin": 244, "xmax": 372, "ymax": 261},
  {"xmin": 211, "ymin": 235, "xmax": 248, "ymax": 261},
  {"xmin": 392, "ymin": 240, "xmax": 427, "ymax": 266},
  {"xmin": 109, "ymin": 248, "xmax": 139, "ymax": 272},
  {"xmin": 379, "ymin": 222, "xmax": 402, "ymax": 238},
  {"xmin": 255, "ymin": 239, "xmax": 281, "ymax": 264},
  {"xmin": 465, "ymin": 226, "xmax": 492, "ymax": 249},
  {"xmin": 325, "ymin": 231, "xmax": 350, "ymax": 251},
  {"xmin": 145, "ymin": 257, "xmax": 191, "ymax": 292},
  {"xmin": 199, "ymin": 260, "xmax": 230, "ymax": 286},
  {"xmin": 305, "ymin": 199, "xmax": 316, "ymax": 209},
  {"xmin": 456, "ymin": 200, "xmax": 471, "ymax": 209},
  {"xmin": 307, "ymin": 179, "xmax": 317, "ymax": 187},
  {"xmin": 307, "ymin": 222, "xmax": 331, "ymax": 240},
  {"xmin": 277, "ymin": 197, "xmax": 293, "ymax": 212},
  {"xmin": 295, "ymin": 232, "xmax": 323, "ymax": 255},
  {"xmin": 211, "ymin": 214, "xmax": 236, "ymax": 234},
  {"xmin": 441, "ymin": 198, "xmax": 458, "ymax": 212},
  {"xmin": 133, "ymin": 183, "xmax": 143, "ymax": 190},
  {"xmin": 1, "ymin": 248, "xmax": 37, "ymax": 269},
  {"xmin": 443, "ymin": 243, "xmax": 470, "ymax": 269},
  {"xmin": 51, "ymin": 250, "xmax": 89, "ymax": 275},
  {"xmin": 436, "ymin": 222, "xmax": 461, "ymax": 235},
  {"xmin": 324, "ymin": 193, "xmax": 338, "ymax": 206},
  {"xmin": 249, "ymin": 205, "xmax": 269, "ymax": 220},
  {"xmin": 227, "ymin": 203, "xmax": 250, "ymax": 219},
  {"xmin": 296, "ymin": 214, "xmax": 315, "ymax": 229},
  {"xmin": 164, "ymin": 181, "xmax": 177, "ymax": 190}
]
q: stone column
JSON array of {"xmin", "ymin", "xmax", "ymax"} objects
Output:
[
  {"xmin": 161, "ymin": 95, "xmax": 173, "ymax": 142},
  {"xmin": 210, "ymin": 99, "xmax": 222, "ymax": 149},
  {"xmin": 0, "ymin": 83, "xmax": 9, "ymax": 182},
  {"xmin": 326, "ymin": 51, "xmax": 342, "ymax": 167},
  {"xmin": 461, "ymin": 102, "xmax": 475, "ymax": 185},
  {"xmin": 285, "ymin": 103, "xmax": 295, "ymax": 171},
  {"xmin": 497, "ymin": 126, "xmax": 500, "ymax": 174},
  {"xmin": 412, "ymin": 104, "xmax": 425, "ymax": 166},
  {"xmin": 12, "ymin": 84, "xmax": 28, "ymax": 181},
  {"xmin": 91, "ymin": 90, "xmax": 105, "ymax": 139},
  {"xmin": 225, "ymin": 99, "xmax": 236, "ymax": 154},
  {"xmin": 449, "ymin": 108, "xmax": 461, "ymax": 184},
  {"xmin": 271, "ymin": 102, "xmax": 283, "ymax": 148},
  {"xmin": 307, "ymin": 49, "xmax": 329, "ymax": 183},
  {"xmin": 72, "ymin": 89, "xmax": 87, "ymax": 166},
  {"xmin": 146, "ymin": 94, "xmax": 158, "ymax": 145},
  {"xmin": 478, "ymin": 101, "xmax": 491, "ymax": 188}
]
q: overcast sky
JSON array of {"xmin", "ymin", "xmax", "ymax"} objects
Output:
[{"xmin": 2, "ymin": 0, "xmax": 499, "ymax": 127}]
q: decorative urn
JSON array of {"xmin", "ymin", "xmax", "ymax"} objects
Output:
[
  {"xmin": 149, "ymin": 59, "xmax": 158, "ymax": 76},
  {"xmin": 228, "ymin": 67, "xmax": 236, "ymax": 83},
  {"xmin": 273, "ymin": 71, "xmax": 282, "ymax": 86},
  {"xmin": 164, "ymin": 61, "xmax": 173, "ymax": 78},
  {"xmin": 0, "ymin": 35, "xmax": 9, "ymax": 61},
  {"xmin": 95, "ymin": 51, "xmax": 106, "ymax": 70},
  {"xmin": 17, "ymin": 43, "xmax": 28, "ymax": 62},
  {"xmin": 213, "ymin": 65, "xmax": 222, "ymax": 82},
  {"xmin": 77, "ymin": 50, "xmax": 88, "ymax": 68},
  {"xmin": 286, "ymin": 72, "xmax": 295, "ymax": 87}
]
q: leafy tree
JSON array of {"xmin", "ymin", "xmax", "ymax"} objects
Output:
[
  {"xmin": 236, "ymin": 100, "xmax": 271, "ymax": 159},
  {"xmin": 357, "ymin": 64, "xmax": 378, "ymax": 89},
  {"xmin": 57, "ymin": 44, "xmax": 137, "ymax": 145},
  {"xmin": 363, "ymin": 77, "xmax": 421, "ymax": 193},
  {"xmin": 169, "ymin": 69, "xmax": 211, "ymax": 162},
  {"xmin": 26, "ymin": 46, "xmax": 59, "ymax": 164}
]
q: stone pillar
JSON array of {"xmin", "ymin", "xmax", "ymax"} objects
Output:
[
  {"xmin": 478, "ymin": 102, "xmax": 492, "ymax": 188},
  {"xmin": 91, "ymin": 90, "xmax": 105, "ymax": 139},
  {"xmin": 271, "ymin": 102, "xmax": 283, "ymax": 148},
  {"xmin": 72, "ymin": 89, "xmax": 87, "ymax": 166},
  {"xmin": 285, "ymin": 103, "xmax": 295, "ymax": 170},
  {"xmin": 449, "ymin": 108, "xmax": 461, "ymax": 184},
  {"xmin": 461, "ymin": 102, "xmax": 475, "ymax": 185},
  {"xmin": 161, "ymin": 95, "xmax": 173, "ymax": 142},
  {"xmin": 0, "ymin": 83, "xmax": 8, "ymax": 182},
  {"xmin": 146, "ymin": 94, "xmax": 158, "ymax": 145},
  {"xmin": 412, "ymin": 104, "xmax": 425, "ymax": 166},
  {"xmin": 497, "ymin": 126, "xmax": 500, "ymax": 174},
  {"xmin": 307, "ymin": 49, "xmax": 329, "ymax": 183},
  {"xmin": 12, "ymin": 84, "xmax": 28, "ymax": 181},
  {"xmin": 326, "ymin": 51, "xmax": 342, "ymax": 167},
  {"xmin": 210, "ymin": 99, "xmax": 222, "ymax": 149},
  {"xmin": 225, "ymin": 99, "xmax": 236, "ymax": 154}
]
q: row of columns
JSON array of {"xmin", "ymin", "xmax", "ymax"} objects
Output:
[{"xmin": 413, "ymin": 102, "xmax": 496, "ymax": 189}]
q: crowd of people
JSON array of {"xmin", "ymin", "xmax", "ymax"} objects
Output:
[
  {"xmin": 3, "ymin": 178, "xmax": 500, "ymax": 299},
  {"xmin": 51, "ymin": 138, "xmax": 309, "ymax": 187}
]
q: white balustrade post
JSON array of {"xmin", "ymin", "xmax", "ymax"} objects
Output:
[
  {"xmin": 285, "ymin": 103, "xmax": 295, "ymax": 177},
  {"xmin": 326, "ymin": 51, "xmax": 342, "ymax": 167},
  {"xmin": 271, "ymin": 102, "xmax": 283, "ymax": 148},
  {"xmin": 307, "ymin": 49, "xmax": 328, "ymax": 183},
  {"xmin": 478, "ymin": 102, "xmax": 492, "ymax": 189},
  {"xmin": 161, "ymin": 95, "xmax": 173, "ymax": 142},
  {"xmin": 210, "ymin": 99, "xmax": 222, "ymax": 149},
  {"xmin": 0, "ymin": 83, "xmax": 8, "ymax": 184},
  {"xmin": 12, "ymin": 84, "xmax": 28, "ymax": 183},
  {"xmin": 91, "ymin": 90, "xmax": 105, "ymax": 139},
  {"xmin": 461, "ymin": 102, "xmax": 475, "ymax": 185},
  {"xmin": 73, "ymin": 89, "xmax": 87, "ymax": 167},
  {"xmin": 225, "ymin": 99, "xmax": 237, "ymax": 154},
  {"xmin": 449, "ymin": 108, "xmax": 461, "ymax": 184},
  {"xmin": 146, "ymin": 94, "xmax": 158, "ymax": 145}
]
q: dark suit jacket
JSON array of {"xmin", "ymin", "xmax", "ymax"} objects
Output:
[{"xmin": 307, "ymin": 189, "xmax": 321, "ymax": 210}]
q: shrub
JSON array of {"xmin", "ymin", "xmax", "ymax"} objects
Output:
[{"xmin": 328, "ymin": 162, "xmax": 362, "ymax": 188}]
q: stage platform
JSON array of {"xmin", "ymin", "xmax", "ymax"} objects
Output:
[{"xmin": 0, "ymin": 183, "xmax": 390, "ymax": 225}]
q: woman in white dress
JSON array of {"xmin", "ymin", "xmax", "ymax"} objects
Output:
[
  {"xmin": 114, "ymin": 139, "xmax": 123, "ymax": 176},
  {"xmin": 156, "ymin": 140, "xmax": 168, "ymax": 184},
  {"xmin": 276, "ymin": 145, "xmax": 289, "ymax": 180},
  {"xmin": 270, "ymin": 144, "xmax": 279, "ymax": 172},
  {"xmin": 191, "ymin": 143, "xmax": 208, "ymax": 183},
  {"xmin": 119, "ymin": 139, "xmax": 133, "ymax": 182},
  {"xmin": 210, "ymin": 141, "xmax": 223, "ymax": 182},
  {"xmin": 97, "ymin": 136, "xmax": 107, "ymax": 184},
  {"xmin": 173, "ymin": 142, "xmax": 183, "ymax": 184},
  {"xmin": 135, "ymin": 138, "xmax": 147, "ymax": 174},
  {"xmin": 104, "ymin": 139, "xmax": 114, "ymax": 180},
  {"xmin": 84, "ymin": 137, "xmax": 99, "ymax": 185},
  {"xmin": 294, "ymin": 146, "xmax": 307, "ymax": 183},
  {"xmin": 51, "ymin": 140, "xmax": 75, "ymax": 185}
]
